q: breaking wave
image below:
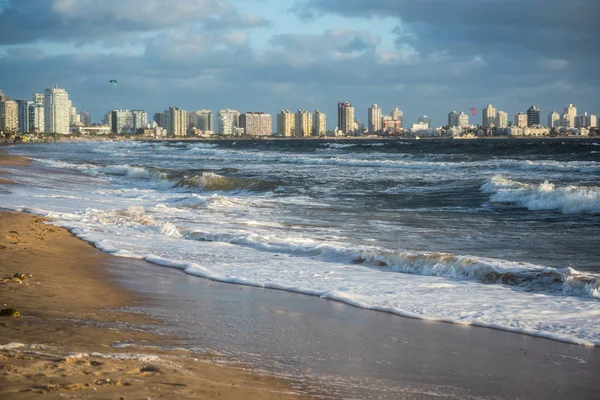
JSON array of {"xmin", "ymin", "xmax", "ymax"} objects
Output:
[
  {"xmin": 482, "ymin": 175, "xmax": 600, "ymax": 214},
  {"xmin": 174, "ymin": 172, "xmax": 276, "ymax": 192}
]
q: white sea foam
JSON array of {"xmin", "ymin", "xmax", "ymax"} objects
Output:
[
  {"xmin": 102, "ymin": 165, "xmax": 151, "ymax": 179},
  {"xmin": 324, "ymin": 143, "xmax": 357, "ymax": 149},
  {"xmin": 482, "ymin": 175, "xmax": 600, "ymax": 214}
]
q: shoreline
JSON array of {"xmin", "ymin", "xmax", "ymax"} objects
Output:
[{"xmin": 0, "ymin": 207, "xmax": 309, "ymax": 398}]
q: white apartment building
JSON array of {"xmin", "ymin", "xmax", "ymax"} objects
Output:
[
  {"xmin": 0, "ymin": 100, "xmax": 18, "ymax": 132},
  {"xmin": 194, "ymin": 110, "xmax": 213, "ymax": 132},
  {"xmin": 514, "ymin": 112, "xmax": 528, "ymax": 128},
  {"xmin": 483, "ymin": 104, "xmax": 497, "ymax": 127},
  {"xmin": 217, "ymin": 109, "xmax": 240, "ymax": 136},
  {"xmin": 240, "ymin": 112, "xmax": 272, "ymax": 136},
  {"xmin": 295, "ymin": 109, "xmax": 313, "ymax": 137},
  {"xmin": 547, "ymin": 111, "xmax": 560, "ymax": 128},
  {"xmin": 337, "ymin": 101, "xmax": 354, "ymax": 135},
  {"xmin": 496, "ymin": 111, "xmax": 508, "ymax": 128},
  {"xmin": 391, "ymin": 108, "xmax": 403, "ymax": 124},
  {"xmin": 314, "ymin": 110, "xmax": 327, "ymax": 136},
  {"xmin": 368, "ymin": 104, "xmax": 382, "ymax": 134},
  {"xmin": 277, "ymin": 110, "xmax": 295, "ymax": 137},
  {"xmin": 563, "ymin": 104, "xmax": 577, "ymax": 128},
  {"xmin": 44, "ymin": 86, "xmax": 71, "ymax": 134},
  {"xmin": 167, "ymin": 106, "xmax": 187, "ymax": 137},
  {"xmin": 458, "ymin": 112, "xmax": 469, "ymax": 128}
]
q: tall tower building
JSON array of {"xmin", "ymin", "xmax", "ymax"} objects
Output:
[
  {"xmin": 368, "ymin": 104, "xmax": 382, "ymax": 134},
  {"xmin": 563, "ymin": 104, "xmax": 577, "ymax": 128},
  {"xmin": 217, "ymin": 109, "xmax": 240, "ymax": 136},
  {"xmin": 194, "ymin": 110, "xmax": 213, "ymax": 132},
  {"xmin": 314, "ymin": 110, "xmax": 327, "ymax": 136},
  {"xmin": 132, "ymin": 110, "xmax": 147, "ymax": 131},
  {"xmin": 448, "ymin": 111, "xmax": 459, "ymax": 127},
  {"xmin": 337, "ymin": 101, "xmax": 354, "ymax": 135},
  {"xmin": 527, "ymin": 105, "xmax": 541, "ymax": 127},
  {"xmin": 240, "ymin": 112, "xmax": 272, "ymax": 136},
  {"xmin": 482, "ymin": 104, "xmax": 497, "ymax": 127},
  {"xmin": 79, "ymin": 111, "xmax": 91, "ymax": 126},
  {"xmin": 496, "ymin": 111, "xmax": 508, "ymax": 128},
  {"xmin": 277, "ymin": 110, "xmax": 295, "ymax": 137},
  {"xmin": 547, "ymin": 111, "xmax": 560, "ymax": 128},
  {"xmin": 515, "ymin": 112, "xmax": 528, "ymax": 128},
  {"xmin": 295, "ymin": 110, "xmax": 313, "ymax": 137},
  {"xmin": 391, "ymin": 108, "xmax": 403, "ymax": 124},
  {"xmin": 167, "ymin": 107, "xmax": 187, "ymax": 137},
  {"xmin": 458, "ymin": 112, "xmax": 469, "ymax": 128},
  {"xmin": 29, "ymin": 93, "xmax": 45, "ymax": 133},
  {"xmin": 16, "ymin": 100, "xmax": 31, "ymax": 133},
  {"xmin": 0, "ymin": 100, "xmax": 18, "ymax": 132},
  {"xmin": 44, "ymin": 85, "xmax": 71, "ymax": 134}
]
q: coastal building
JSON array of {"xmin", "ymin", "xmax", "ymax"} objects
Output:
[
  {"xmin": 33, "ymin": 93, "xmax": 44, "ymax": 104},
  {"xmin": 277, "ymin": 110, "xmax": 295, "ymax": 137},
  {"xmin": 295, "ymin": 109, "xmax": 313, "ymax": 137},
  {"xmin": 483, "ymin": 104, "xmax": 497, "ymax": 127},
  {"xmin": 575, "ymin": 112, "xmax": 598, "ymax": 128},
  {"xmin": 337, "ymin": 101, "xmax": 354, "ymax": 135},
  {"xmin": 28, "ymin": 102, "xmax": 44, "ymax": 133},
  {"xmin": 448, "ymin": 111, "xmax": 459, "ymax": 127},
  {"xmin": 16, "ymin": 100, "xmax": 31, "ymax": 133},
  {"xmin": 109, "ymin": 109, "xmax": 146, "ymax": 134},
  {"xmin": 527, "ymin": 105, "xmax": 541, "ymax": 127},
  {"xmin": 547, "ymin": 111, "xmax": 560, "ymax": 128},
  {"xmin": 217, "ymin": 109, "xmax": 240, "ymax": 136},
  {"xmin": 79, "ymin": 111, "xmax": 91, "ymax": 126},
  {"xmin": 167, "ymin": 106, "xmax": 187, "ymax": 137},
  {"xmin": 153, "ymin": 112, "xmax": 167, "ymax": 129},
  {"xmin": 132, "ymin": 110, "xmax": 147, "ymax": 131},
  {"xmin": 44, "ymin": 85, "xmax": 71, "ymax": 134},
  {"xmin": 496, "ymin": 111, "xmax": 508, "ymax": 128},
  {"xmin": 70, "ymin": 106, "xmax": 78, "ymax": 126},
  {"xmin": 0, "ymin": 99, "xmax": 18, "ymax": 132},
  {"xmin": 382, "ymin": 116, "xmax": 403, "ymax": 135},
  {"xmin": 70, "ymin": 125, "xmax": 111, "ymax": 135},
  {"xmin": 514, "ymin": 112, "xmax": 528, "ymax": 128},
  {"xmin": 458, "ymin": 112, "xmax": 469, "ymax": 128},
  {"xmin": 314, "ymin": 110, "xmax": 327, "ymax": 136},
  {"xmin": 563, "ymin": 104, "xmax": 577, "ymax": 128},
  {"xmin": 194, "ymin": 110, "xmax": 213, "ymax": 133},
  {"xmin": 417, "ymin": 115, "xmax": 431, "ymax": 128},
  {"xmin": 368, "ymin": 104, "xmax": 382, "ymax": 134},
  {"xmin": 240, "ymin": 112, "xmax": 272, "ymax": 136},
  {"xmin": 391, "ymin": 108, "xmax": 403, "ymax": 125}
]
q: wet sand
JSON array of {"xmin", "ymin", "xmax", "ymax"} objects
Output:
[{"xmin": 0, "ymin": 210, "xmax": 309, "ymax": 399}]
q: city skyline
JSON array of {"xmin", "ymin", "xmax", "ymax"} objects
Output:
[{"xmin": 0, "ymin": 0, "xmax": 598, "ymax": 128}]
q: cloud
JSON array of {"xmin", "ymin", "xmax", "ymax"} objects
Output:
[{"xmin": 0, "ymin": 0, "xmax": 267, "ymax": 45}]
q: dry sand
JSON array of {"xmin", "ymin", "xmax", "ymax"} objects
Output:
[{"xmin": 0, "ymin": 209, "xmax": 309, "ymax": 399}]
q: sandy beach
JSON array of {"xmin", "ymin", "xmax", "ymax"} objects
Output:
[{"xmin": 0, "ymin": 155, "xmax": 309, "ymax": 399}]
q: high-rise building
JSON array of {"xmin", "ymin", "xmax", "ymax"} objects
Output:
[
  {"xmin": 277, "ymin": 110, "xmax": 295, "ymax": 137},
  {"xmin": 314, "ymin": 110, "xmax": 327, "ymax": 136},
  {"xmin": 575, "ymin": 112, "xmax": 598, "ymax": 128},
  {"xmin": 417, "ymin": 115, "xmax": 431, "ymax": 128},
  {"xmin": 69, "ymin": 106, "xmax": 78, "ymax": 126},
  {"xmin": 193, "ymin": 110, "xmax": 213, "ymax": 132},
  {"xmin": 496, "ymin": 111, "xmax": 508, "ymax": 128},
  {"xmin": 167, "ymin": 107, "xmax": 187, "ymax": 137},
  {"xmin": 295, "ymin": 110, "xmax": 313, "ymax": 137},
  {"xmin": 0, "ymin": 100, "xmax": 18, "ymax": 132},
  {"xmin": 448, "ymin": 111, "xmax": 459, "ymax": 127},
  {"xmin": 527, "ymin": 105, "xmax": 541, "ymax": 127},
  {"xmin": 109, "ymin": 109, "xmax": 145, "ymax": 134},
  {"xmin": 337, "ymin": 101, "xmax": 354, "ymax": 135},
  {"xmin": 153, "ymin": 112, "xmax": 167, "ymax": 129},
  {"xmin": 79, "ymin": 111, "xmax": 91, "ymax": 126},
  {"xmin": 28, "ymin": 102, "xmax": 44, "ymax": 133},
  {"xmin": 458, "ymin": 112, "xmax": 469, "ymax": 128},
  {"xmin": 240, "ymin": 112, "xmax": 272, "ymax": 136},
  {"xmin": 547, "ymin": 111, "xmax": 560, "ymax": 128},
  {"xmin": 16, "ymin": 100, "xmax": 31, "ymax": 133},
  {"xmin": 563, "ymin": 104, "xmax": 577, "ymax": 128},
  {"xmin": 515, "ymin": 112, "xmax": 528, "ymax": 128},
  {"xmin": 391, "ymin": 108, "xmax": 403, "ymax": 124},
  {"xmin": 217, "ymin": 109, "xmax": 240, "ymax": 136},
  {"xmin": 483, "ymin": 104, "xmax": 497, "ymax": 127},
  {"xmin": 33, "ymin": 93, "xmax": 44, "ymax": 104},
  {"xmin": 368, "ymin": 104, "xmax": 382, "ymax": 134},
  {"xmin": 44, "ymin": 85, "xmax": 71, "ymax": 134}
]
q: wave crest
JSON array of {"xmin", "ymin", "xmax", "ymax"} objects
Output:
[{"xmin": 174, "ymin": 172, "xmax": 275, "ymax": 192}]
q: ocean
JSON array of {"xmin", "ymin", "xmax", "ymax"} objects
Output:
[{"xmin": 2, "ymin": 138, "xmax": 600, "ymax": 350}]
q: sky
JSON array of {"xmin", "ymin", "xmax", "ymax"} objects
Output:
[{"xmin": 0, "ymin": 0, "xmax": 598, "ymax": 127}]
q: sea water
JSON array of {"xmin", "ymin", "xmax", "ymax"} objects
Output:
[{"xmin": 2, "ymin": 138, "xmax": 600, "ymax": 347}]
